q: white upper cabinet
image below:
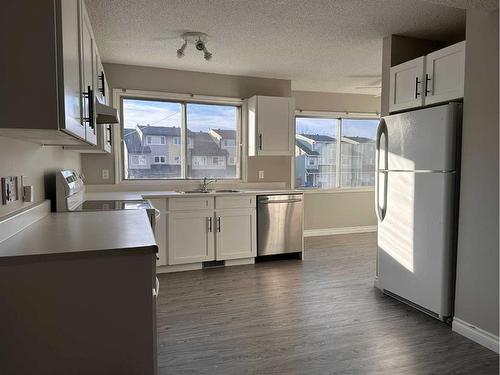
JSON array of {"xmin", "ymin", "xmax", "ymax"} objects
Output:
[
  {"xmin": 60, "ymin": 0, "xmax": 86, "ymax": 141},
  {"xmin": 424, "ymin": 41, "xmax": 466, "ymax": 105},
  {"xmin": 389, "ymin": 57, "xmax": 425, "ymax": 112},
  {"xmin": 247, "ymin": 96, "xmax": 295, "ymax": 156},
  {"xmin": 389, "ymin": 41, "xmax": 465, "ymax": 113},
  {"xmin": 0, "ymin": 0, "xmax": 106, "ymax": 146},
  {"xmin": 81, "ymin": 6, "xmax": 97, "ymax": 145}
]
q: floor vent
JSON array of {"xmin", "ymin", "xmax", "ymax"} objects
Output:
[{"xmin": 203, "ymin": 260, "xmax": 225, "ymax": 269}]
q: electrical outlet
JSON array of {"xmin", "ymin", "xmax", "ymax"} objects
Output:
[
  {"xmin": 1, "ymin": 176, "xmax": 19, "ymax": 205},
  {"xmin": 102, "ymin": 169, "xmax": 110, "ymax": 180},
  {"xmin": 258, "ymin": 170, "xmax": 265, "ymax": 179}
]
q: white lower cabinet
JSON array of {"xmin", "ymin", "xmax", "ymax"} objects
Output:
[
  {"xmin": 168, "ymin": 210, "xmax": 215, "ymax": 265},
  {"xmin": 155, "ymin": 196, "xmax": 257, "ymax": 267},
  {"xmin": 215, "ymin": 208, "xmax": 256, "ymax": 261}
]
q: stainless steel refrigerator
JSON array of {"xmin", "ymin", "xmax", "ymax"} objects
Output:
[{"xmin": 375, "ymin": 103, "xmax": 461, "ymax": 322}]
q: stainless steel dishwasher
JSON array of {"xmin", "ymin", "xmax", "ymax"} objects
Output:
[{"xmin": 257, "ymin": 194, "xmax": 304, "ymax": 256}]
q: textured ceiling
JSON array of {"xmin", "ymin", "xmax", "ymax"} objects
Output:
[{"xmin": 85, "ymin": 0, "xmax": 468, "ymax": 94}]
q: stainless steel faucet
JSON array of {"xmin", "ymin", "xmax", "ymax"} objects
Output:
[{"xmin": 200, "ymin": 177, "xmax": 217, "ymax": 192}]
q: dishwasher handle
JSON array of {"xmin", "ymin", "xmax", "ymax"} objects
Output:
[{"xmin": 258, "ymin": 198, "xmax": 302, "ymax": 204}]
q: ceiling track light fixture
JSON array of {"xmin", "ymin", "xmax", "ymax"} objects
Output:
[{"xmin": 176, "ymin": 32, "xmax": 213, "ymax": 61}]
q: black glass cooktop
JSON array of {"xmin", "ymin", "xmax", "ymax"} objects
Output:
[{"xmin": 74, "ymin": 200, "xmax": 151, "ymax": 211}]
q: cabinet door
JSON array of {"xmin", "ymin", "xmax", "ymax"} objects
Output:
[
  {"xmin": 80, "ymin": 7, "xmax": 97, "ymax": 145},
  {"xmin": 168, "ymin": 210, "xmax": 215, "ymax": 265},
  {"xmin": 424, "ymin": 41, "xmax": 465, "ymax": 105},
  {"xmin": 149, "ymin": 199, "xmax": 167, "ymax": 266},
  {"xmin": 59, "ymin": 0, "xmax": 85, "ymax": 140},
  {"xmin": 94, "ymin": 51, "xmax": 106, "ymax": 104},
  {"xmin": 389, "ymin": 57, "xmax": 425, "ymax": 113},
  {"xmin": 216, "ymin": 208, "xmax": 256, "ymax": 260},
  {"xmin": 256, "ymin": 96, "xmax": 294, "ymax": 155}
]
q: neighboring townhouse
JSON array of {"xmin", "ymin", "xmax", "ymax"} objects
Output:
[
  {"xmin": 123, "ymin": 128, "xmax": 151, "ymax": 178},
  {"xmin": 190, "ymin": 131, "xmax": 230, "ymax": 178},
  {"xmin": 295, "ymin": 139, "xmax": 320, "ymax": 187},
  {"xmin": 208, "ymin": 129, "xmax": 238, "ymax": 166},
  {"xmin": 124, "ymin": 125, "xmax": 230, "ymax": 178},
  {"xmin": 341, "ymin": 136, "xmax": 376, "ymax": 187},
  {"xmin": 295, "ymin": 133, "xmax": 375, "ymax": 188},
  {"xmin": 295, "ymin": 133, "xmax": 337, "ymax": 188}
]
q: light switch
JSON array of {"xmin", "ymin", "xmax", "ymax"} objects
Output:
[
  {"xmin": 102, "ymin": 169, "xmax": 110, "ymax": 180},
  {"xmin": 258, "ymin": 170, "xmax": 265, "ymax": 179}
]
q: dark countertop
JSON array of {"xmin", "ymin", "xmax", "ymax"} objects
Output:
[{"xmin": 0, "ymin": 210, "xmax": 157, "ymax": 263}]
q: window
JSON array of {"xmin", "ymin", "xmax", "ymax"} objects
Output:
[
  {"xmin": 153, "ymin": 155, "xmax": 167, "ymax": 164},
  {"xmin": 146, "ymin": 135, "xmax": 165, "ymax": 145},
  {"xmin": 122, "ymin": 97, "xmax": 240, "ymax": 180},
  {"xmin": 186, "ymin": 103, "xmax": 238, "ymax": 179},
  {"xmin": 340, "ymin": 119, "xmax": 378, "ymax": 187},
  {"xmin": 295, "ymin": 116, "xmax": 378, "ymax": 189},
  {"xmin": 130, "ymin": 154, "xmax": 147, "ymax": 166}
]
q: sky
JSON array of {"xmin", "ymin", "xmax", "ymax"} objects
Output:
[
  {"xmin": 297, "ymin": 117, "xmax": 379, "ymax": 140},
  {"xmin": 123, "ymin": 98, "xmax": 378, "ymax": 140},
  {"xmin": 122, "ymin": 99, "xmax": 237, "ymax": 132}
]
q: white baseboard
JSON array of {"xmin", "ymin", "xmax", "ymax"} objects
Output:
[
  {"xmin": 304, "ymin": 225, "xmax": 377, "ymax": 237},
  {"xmin": 452, "ymin": 317, "xmax": 499, "ymax": 353}
]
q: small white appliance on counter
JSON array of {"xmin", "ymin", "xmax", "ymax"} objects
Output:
[{"xmin": 375, "ymin": 103, "xmax": 461, "ymax": 322}]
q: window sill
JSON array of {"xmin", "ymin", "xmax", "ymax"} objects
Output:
[{"xmin": 296, "ymin": 187, "xmax": 375, "ymax": 194}]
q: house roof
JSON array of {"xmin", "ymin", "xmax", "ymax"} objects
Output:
[
  {"xmin": 342, "ymin": 136, "xmax": 375, "ymax": 144},
  {"xmin": 138, "ymin": 125, "xmax": 184, "ymax": 137},
  {"xmin": 299, "ymin": 134, "xmax": 336, "ymax": 142},
  {"xmin": 296, "ymin": 139, "xmax": 319, "ymax": 155},
  {"xmin": 210, "ymin": 129, "xmax": 236, "ymax": 139},
  {"xmin": 191, "ymin": 132, "xmax": 229, "ymax": 157},
  {"xmin": 124, "ymin": 128, "xmax": 151, "ymax": 154}
]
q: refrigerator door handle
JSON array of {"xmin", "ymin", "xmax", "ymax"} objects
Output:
[{"xmin": 375, "ymin": 119, "xmax": 388, "ymax": 222}]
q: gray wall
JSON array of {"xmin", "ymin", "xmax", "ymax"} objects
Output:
[
  {"xmin": 0, "ymin": 137, "xmax": 81, "ymax": 217},
  {"xmin": 82, "ymin": 64, "xmax": 292, "ymax": 185},
  {"xmin": 293, "ymin": 90, "xmax": 380, "ymax": 231},
  {"xmin": 454, "ymin": 9, "xmax": 499, "ymax": 337}
]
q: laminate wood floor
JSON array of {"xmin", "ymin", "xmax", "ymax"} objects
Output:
[{"xmin": 157, "ymin": 233, "xmax": 499, "ymax": 374}]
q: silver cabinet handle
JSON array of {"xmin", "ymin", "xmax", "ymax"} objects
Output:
[
  {"xmin": 415, "ymin": 76, "xmax": 421, "ymax": 99},
  {"xmin": 207, "ymin": 217, "xmax": 212, "ymax": 232},
  {"xmin": 217, "ymin": 217, "xmax": 221, "ymax": 232},
  {"xmin": 259, "ymin": 133, "xmax": 263, "ymax": 150}
]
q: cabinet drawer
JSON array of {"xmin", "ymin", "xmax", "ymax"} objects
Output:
[
  {"xmin": 168, "ymin": 197, "xmax": 214, "ymax": 211},
  {"xmin": 216, "ymin": 195, "xmax": 256, "ymax": 209}
]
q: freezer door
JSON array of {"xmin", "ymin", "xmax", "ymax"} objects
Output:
[
  {"xmin": 377, "ymin": 171, "xmax": 456, "ymax": 318},
  {"xmin": 382, "ymin": 103, "xmax": 460, "ymax": 171}
]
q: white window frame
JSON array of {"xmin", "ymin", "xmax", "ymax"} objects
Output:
[
  {"xmin": 294, "ymin": 110, "xmax": 379, "ymax": 192},
  {"xmin": 113, "ymin": 89, "xmax": 245, "ymax": 185}
]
